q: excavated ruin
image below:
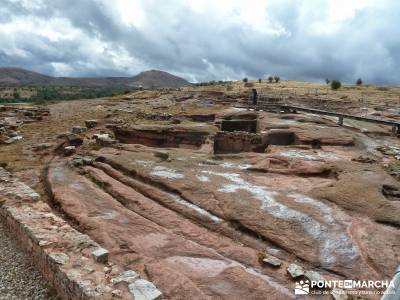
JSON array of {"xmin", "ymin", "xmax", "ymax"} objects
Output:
[{"xmin": 0, "ymin": 91, "xmax": 399, "ymax": 299}]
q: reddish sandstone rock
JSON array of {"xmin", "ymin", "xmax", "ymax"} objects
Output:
[
  {"xmin": 249, "ymin": 156, "xmax": 333, "ymax": 177},
  {"xmin": 91, "ymin": 147, "xmax": 377, "ymax": 279},
  {"xmin": 47, "ymin": 161, "xmax": 295, "ymax": 299},
  {"xmin": 292, "ymin": 125, "xmax": 355, "ymax": 146},
  {"xmin": 311, "ymin": 163, "xmax": 400, "ymax": 227}
]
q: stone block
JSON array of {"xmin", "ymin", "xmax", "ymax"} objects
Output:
[
  {"xmin": 128, "ymin": 279, "xmax": 162, "ymax": 300},
  {"xmin": 91, "ymin": 247, "xmax": 109, "ymax": 264}
]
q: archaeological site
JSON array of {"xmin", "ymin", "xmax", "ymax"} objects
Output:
[
  {"xmin": 2, "ymin": 0, "xmax": 400, "ymax": 298},
  {"xmin": 0, "ymin": 78, "xmax": 399, "ymax": 300}
]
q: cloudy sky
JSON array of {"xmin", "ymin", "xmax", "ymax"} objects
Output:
[{"xmin": 1, "ymin": 0, "xmax": 399, "ymax": 84}]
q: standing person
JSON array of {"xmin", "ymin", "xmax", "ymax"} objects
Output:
[{"xmin": 252, "ymin": 88, "xmax": 258, "ymax": 106}]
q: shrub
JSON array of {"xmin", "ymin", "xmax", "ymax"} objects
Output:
[
  {"xmin": 244, "ymin": 82, "xmax": 254, "ymax": 87},
  {"xmin": 243, "ymin": 78, "xmax": 248, "ymax": 83},
  {"xmin": 274, "ymin": 76, "xmax": 280, "ymax": 83},
  {"xmin": 325, "ymin": 78, "xmax": 330, "ymax": 84},
  {"xmin": 268, "ymin": 76, "xmax": 273, "ymax": 83},
  {"xmin": 356, "ymin": 78, "xmax": 363, "ymax": 86},
  {"xmin": 331, "ymin": 80, "xmax": 342, "ymax": 90},
  {"xmin": 226, "ymin": 85, "xmax": 233, "ymax": 91}
]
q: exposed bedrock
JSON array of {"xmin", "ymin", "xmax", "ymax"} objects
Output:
[
  {"xmin": 311, "ymin": 162, "xmax": 400, "ymax": 228},
  {"xmin": 47, "ymin": 160, "xmax": 295, "ymax": 299},
  {"xmin": 86, "ymin": 147, "xmax": 397, "ymax": 280},
  {"xmin": 291, "ymin": 125, "xmax": 355, "ymax": 146},
  {"xmin": 248, "ymin": 156, "xmax": 335, "ymax": 177}
]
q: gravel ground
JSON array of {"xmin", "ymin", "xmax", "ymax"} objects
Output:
[{"xmin": 0, "ymin": 221, "xmax": 57, "ymax": 300}]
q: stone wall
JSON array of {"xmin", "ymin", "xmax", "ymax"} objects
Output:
[
  {"xmin": 220, "ymin": 119, "xmax": 257, "ymax": 133},
  {"xmin": 114, "ymin": 125, "xmax": 216, "ymax": 149},
  {"xmin": 213, "ymin": 131, "xmax": 267, "ymax": 154},
  {"xmin": 0, "ymin": 168, "xmax": 162, "ymax": 300}
]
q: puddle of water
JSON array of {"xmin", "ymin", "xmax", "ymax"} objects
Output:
[
  {"xmin": 101, "ymin": 210, "xmax": 119, "ymax": 220},
  {"xmin": 196, "ymin": 175, "xmax": 210, "ymax": 182},
  {"xmin": 134, "ymin": 160, "xmax": 155, "ymax": 166},
  {"xmin": 220, "ymin": 162, "xmax": 252, "ymax": 169},
  {"xmin": 287, "ymin": 193, "xmax": 357, "ymax": 265},
  {"xmin": 198, "ymin": 161, "xmax": 252, "ymax": 169},
  {"xmin": 277, "ymin": 149, "xmax": 340, "ymax": 161},
  {"xmin": 52, "ymin": 167, "xmax": 66, "ymax": 182},
  {"xmin": 171, "ymin": 194, "xmax": 222, "ymax": 224},
  {"xmin": 150, "ymin": 166, "xmax": 184, "ymax": 179},
  {"xmin": 202, "ymin": 171, "xmax": 359, "ymax": 267},
  {"xmin": 69, "ymin": 182, "xmax": 86, "ymax": 191}
]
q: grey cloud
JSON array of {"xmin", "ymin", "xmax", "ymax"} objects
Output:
[{"xmin": 0, "ymin": 0, "xmax": 399, "ymax": 84}]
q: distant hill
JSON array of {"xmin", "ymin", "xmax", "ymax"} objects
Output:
[
  {"xmin": 0, "ymin": 67, "xmax": 190, "ymax": 88},
  {"xmin": 131, "ymin": 70, "xmax": 190, "ymax": 88}
]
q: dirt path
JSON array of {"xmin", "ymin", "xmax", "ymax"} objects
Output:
[{"xmin": 0, "ymin": 221, "xmax": 56, "ymax": 300}]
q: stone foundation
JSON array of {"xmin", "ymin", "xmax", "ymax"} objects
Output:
[
  {"xmin": 114, "ymin": 124, "xmax": 216, "ymax": 149},
  {"xmin": 213, "ymin": 131, "xmax": 267, "ymax": 154},
  {"xmin": 266, "ymin": 129, "xmax": 297, "ymax": 145},
  {"xmin": 0, "ymin": 168, "xmax": 161, "ymax": 300},
  {"xmin": 220, "ymin": 119, "xmax": 258, "ymax": 133}
]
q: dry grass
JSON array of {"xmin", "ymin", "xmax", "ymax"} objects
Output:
[
  {"xmin": 183, "ymin": 79, "xmax": 400, "ymax": 106},
  {"xmin": 0, "ymin": 99, "xmax": 109, "ymax": 171}
]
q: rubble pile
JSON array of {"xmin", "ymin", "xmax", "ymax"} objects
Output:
[{"xmin": 0, "ymin": 105, "xmax": 49, "ymax": 144}]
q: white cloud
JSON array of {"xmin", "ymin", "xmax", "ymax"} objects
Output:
[
  {"xmin": 105, "ymin": 0, "xmax": 145, "ymax": 28},
  {"xmin": 0, "ymin": 0, "xmax": 399, "ymax": 83}
]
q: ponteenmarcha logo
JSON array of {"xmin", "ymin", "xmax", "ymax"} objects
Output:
[{"xmin": 295, "ymin": 280, "xmax": 310, "ymax": 295}]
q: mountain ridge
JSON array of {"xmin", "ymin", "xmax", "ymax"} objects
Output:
[{"xmin": 0, "ymin": 67, "xmax": 190, "ymax": 88}]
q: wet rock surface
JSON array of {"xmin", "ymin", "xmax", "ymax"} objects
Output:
[{"xmin": 0, "ymin": 90, "xmax": 399, "ymax": 299}]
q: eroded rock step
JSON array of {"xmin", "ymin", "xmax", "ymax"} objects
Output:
[
  {"xmin": 84, "ymin": 163, "xmax": 301, "ymax": 271},
  {"xmin": 0, "ymin": 167, "xmax": 160, "ymax": 300},
  {"xmin": 93, "ymin": 150, "xmax": 363, "ymax": 274},
  {"xmin": 91, "ymin": 147, "xmax": 399, "ymax": 281},
  {"xmin": 90, "ymin": 161, "xmax": 283, "ymax": 254},
  {"xmin": 45, "ymin": 140, "xmax": 400, "ymax": 298},
  {"xmin": 47, "ymin": 162, "xmax": 295, "ymax": 299}
]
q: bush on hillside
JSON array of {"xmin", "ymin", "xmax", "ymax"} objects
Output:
[{"xmin": 331, "ymin": 80, "xmax": 342, "ymax": 90}]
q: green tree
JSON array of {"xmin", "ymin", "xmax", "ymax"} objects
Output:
[
  {"xmin": 356, "ymin": 78, "xmax": 363, "ymax": 86},
  {"xmin": 13, "ymin": 90, "xmax": 20, "ymax": 99},
  {"xmin": 268, "ymin": 76, "xmax": 273, "ymax": 83},
  {"xmin": 243, "ymin": 77, "xmax": 248, "ymax": 83},
  {"xmin": 274, "ymin": 76, "xmax": 280, "ymax": 83},
  {"xmin": 331, "ymin": 80, "xmax": 342, "ymax": 90}
]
